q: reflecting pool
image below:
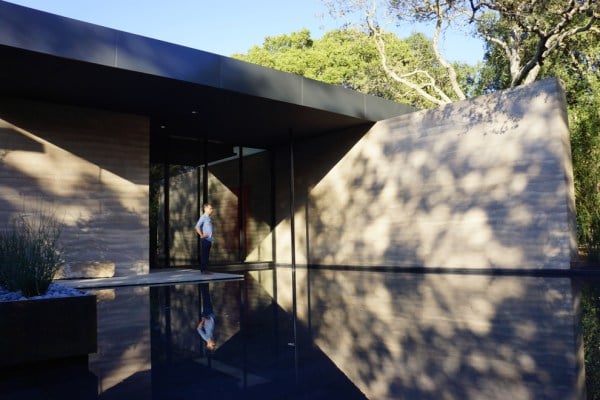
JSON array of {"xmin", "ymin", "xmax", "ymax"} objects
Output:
[{"xmin": 1, "ymin": 268, "xmax": 598, "ymax": 399}]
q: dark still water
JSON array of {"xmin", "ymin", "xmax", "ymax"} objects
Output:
[{"xmin": 1, "ymin": 268, "xmax": 598, "ymax": 399}]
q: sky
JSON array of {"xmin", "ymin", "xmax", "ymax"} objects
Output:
[{"xmin": 5, "ymin": 0, "xmax": 484, "ymax": 64}]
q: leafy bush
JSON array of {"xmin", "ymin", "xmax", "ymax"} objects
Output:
[
  {"xmin": 0, "ymin": 211, "xmax": 64, "ymax": 297},
  {"xmin": 583, "ymin": 283, "xmax": 600, "ymax": 400}
]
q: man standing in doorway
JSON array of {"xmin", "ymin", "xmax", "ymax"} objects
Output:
[{"xmin": 195, "ymin": 203, "xmax": 214, "ymax": 274}]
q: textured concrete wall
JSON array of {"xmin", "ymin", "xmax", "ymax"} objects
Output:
[
  {"xmin": 273, "ymin": 124, "xmax": 371, "ymax": 267},
  {"xmin": 0, "ymin": 98, "xmax": 149, "ymax": 277},
  {"xmin": 275, "ymin": 78, "xmax": 576, "ymax": 270}
]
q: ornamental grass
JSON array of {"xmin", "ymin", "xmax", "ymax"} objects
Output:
[{"xmin": 0, "ymin": 210, "xmax": 64, "ymax": 297}]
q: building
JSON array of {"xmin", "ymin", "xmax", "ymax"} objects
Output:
[{"xmin": 0, "ymin": 1, "xmax": 577, "ymax": 279}]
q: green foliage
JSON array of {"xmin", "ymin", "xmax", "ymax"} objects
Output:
[
  {"xmin": 233, "ymin": 29, "xmax": 317, "ymax": 75},
  {"xmin": 541, "ymin": 30, "xmax": 600, "ymax": 260},
  {"xmin": 475, "ymin": 19, "xmax": 512, "ymax": 94},
  {"xmin": 582, "ymin": 283, "xmax": 600, "ymax": 399},
  {"xmin": 233, "ymin": 29, "xmax": 476, "ymax": 109},
  {"xmin": 570, "ymin": 87, "xmax": 600, "ymax": 259},
  {"xmin": 0, "ymin": 210, "xmax": 64, "ymax": 297},
  {"xmin": 472, "ymin": 0, "xmax": 598, "ymax": 87}
]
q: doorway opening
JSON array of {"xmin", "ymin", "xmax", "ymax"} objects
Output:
[{"xmin": 150, "ymin": 132, "xmax": 273, "ymax": 269}]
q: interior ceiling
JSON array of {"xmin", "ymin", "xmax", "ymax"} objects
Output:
[{"xmin": 0, "ymin": 44, "xmax": 374, "ymax": 150}]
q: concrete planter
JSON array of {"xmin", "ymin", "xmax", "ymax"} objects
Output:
[{"xmin": 0, "ymin": 294, "xmax": 97, "ymax": 367}]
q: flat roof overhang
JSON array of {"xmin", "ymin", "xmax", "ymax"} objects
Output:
[{"xmin": 0, "ymin": 1, "xmax": 414, "ymax": 150}]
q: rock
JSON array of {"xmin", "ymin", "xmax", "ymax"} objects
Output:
[{"xmin": 55, "ymin": 261, "xmax": 116, "ymax": 279}]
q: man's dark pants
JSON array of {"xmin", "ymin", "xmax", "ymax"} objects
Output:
[{"xmin": 200, "ymin": 239, "xmax": 211, "ymax": 272}]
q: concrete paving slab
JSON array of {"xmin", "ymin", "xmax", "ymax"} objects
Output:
[{"xmin": 55, "ymin": 269, "xmax": 243, "ymax": 289}]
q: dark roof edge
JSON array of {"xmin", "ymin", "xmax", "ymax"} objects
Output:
[{"xmin": 0, "ymin": 1, "xmax": 414, "ymax": 121}]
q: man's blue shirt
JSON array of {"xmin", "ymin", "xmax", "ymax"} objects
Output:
[{"xmin": 195, "ymin": 214, "xmax": 213, "ymax": 242}]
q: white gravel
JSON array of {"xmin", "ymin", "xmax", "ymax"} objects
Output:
[{"xmin": 0, "ymin": 283, "xmax": 88, "ymax": 302}]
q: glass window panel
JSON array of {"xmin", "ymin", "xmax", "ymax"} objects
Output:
[
  {"xmin": 207, "ymin": 148, "xmax": 240, "ymax": 263},
  {"xmin": 168, "ymin": 165, "xmax": 199, "ymax": 266},
  {"xmin": 242, "ymin": 147, "xmax": 273, "ymax": 262}
]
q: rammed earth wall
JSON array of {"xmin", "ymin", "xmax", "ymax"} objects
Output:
[
  {"xmin": 274, "ymin": 78, "xmax": 576, "ymax": 270},
  {"xmin": 0, "ymin": 98, "xmax": 149, "ymax": 277},
  {"xmin": 0, "ymin": 78, "xmax": 576, "ymax": 276}
]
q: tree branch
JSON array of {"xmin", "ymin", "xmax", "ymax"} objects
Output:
[
  {"xmin": 431, "ymin": 0, "xmax": 467, "ymax": 100},
  {"xmin": 365, "ymin": 1, "xmax": 452, "ymax": 105}
]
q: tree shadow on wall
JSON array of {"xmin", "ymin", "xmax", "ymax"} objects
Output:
[
  {"xmin": 0, "ymin": 98, "xmax": 149, "ymax": 185},
  {"xmin": 306, "ymin": 78, "xmax": 571, "ymax": 269}
]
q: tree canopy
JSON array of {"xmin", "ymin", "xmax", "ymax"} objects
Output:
[
  {"xmin": 233, "ymin": 29, "xmax": 476, "ymax": 109},
  {"xmin": 323, "ymin": 0, "xmax": 598, "ymax": 101}
]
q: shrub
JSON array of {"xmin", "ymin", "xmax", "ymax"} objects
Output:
[
  {"xmin": 0, "ymin": 210, "xmax": 64, "ymax": 297},
  {"xmin": 583, "ymin": 283, "xmax": 600, "ymax": 400}
]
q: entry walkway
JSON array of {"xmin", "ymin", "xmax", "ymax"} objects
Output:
[{"xmin": 56, "ymin": 268, "xmax": 243, "ymax": 290}]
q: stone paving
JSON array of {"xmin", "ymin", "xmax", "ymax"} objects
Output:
[{"xmin": 56, "ymin": 268, "xmax": 243, "ymax": 289}]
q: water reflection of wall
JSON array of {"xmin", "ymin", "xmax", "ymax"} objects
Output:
[
  {"xmin": 303, "ymin": 269, "xmax": 584, "ymax": 399},
  {"xmin": 87, "ymin": 283, "xmax": 246, "ymax": 397},
  {"xmin": 89, "ymin": 287, "xmax": 152, "ymax": 398}
]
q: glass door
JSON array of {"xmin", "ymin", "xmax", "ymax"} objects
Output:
[{"xmin": 150, "ymin": 138, "xmax": 273, "ymax": 269}]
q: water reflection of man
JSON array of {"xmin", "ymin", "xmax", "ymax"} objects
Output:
[{"xmin": 197, "ymin": 283, "xmax": 216, "ymax": 351}]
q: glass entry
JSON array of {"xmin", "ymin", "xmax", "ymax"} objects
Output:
[{"xmin": 150, "ymin": 136, "xmax": 273, "ymax": 269}]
